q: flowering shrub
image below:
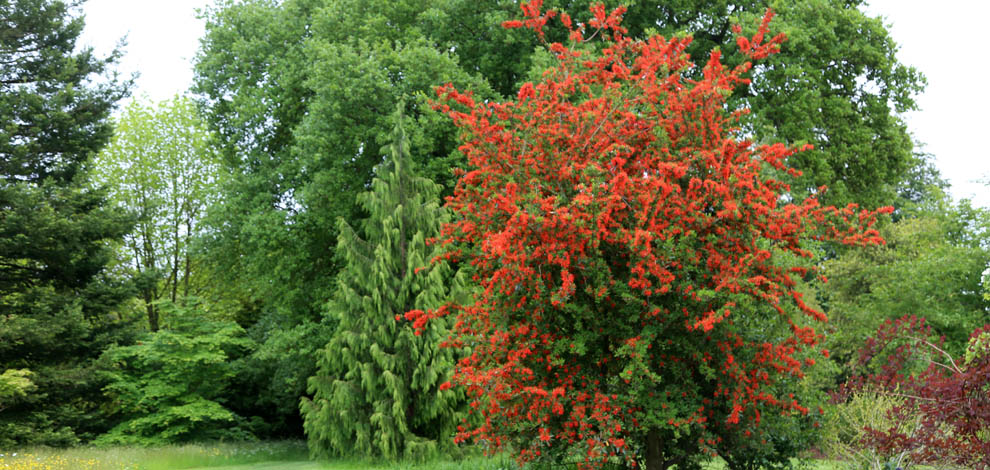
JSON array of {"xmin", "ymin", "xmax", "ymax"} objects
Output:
[{"xmin": 406, "ymin": 2, "xmax": 891, "ymax": 468}]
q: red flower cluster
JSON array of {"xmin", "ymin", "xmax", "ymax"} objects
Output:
[{"xmin": 406, "ymin": 2, "xmax": 890, "ymax": 468}]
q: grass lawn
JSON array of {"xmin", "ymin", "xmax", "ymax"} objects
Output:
[
  {"xmin": 186, "ymin": 464, "xmax": 320, "ymax": 470},
  {"xmin": 0, "ymin": 442, "xmax": 517, "ymax": 470},
  {"xmin": 0, "ymin": 442, "xmax": 852, "ymax": 470}
]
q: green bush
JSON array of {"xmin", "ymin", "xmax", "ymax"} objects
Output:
[{"xmin": 96, "ymin": 299, "xmax": 255, "ymax": 445}]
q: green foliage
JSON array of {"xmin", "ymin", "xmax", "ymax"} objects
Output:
[
  {"xmin": 0, "ymin": 297, "xmax": 140, "ymax": 447},
  {"xmin": 228, "ymin": 318, "xmax": 334, "ymax": 438},
  {"xmin": 0, "ymin": 369, "xmax": 35, "ymax": 410},
  {"xmin": 733, "ymin": 0, "xmax": 923, "ymax": 209},
  {"xmin": 300, "ymin": 109, "xmax": 462, "ymax": 461},
  {"xmin": 0, "ymin": 0, "xmax": 129, "ymax": 185},
  {"xmin": 822, "ymin": 201, "xmax": 990, "ymax": 365},
  {"xmin": 0, "ymin": 0, "xmax": 133, "ymax": 446},
  {"xmin": 193, "ymin": 0, "xmax": 495, "ymax": 325},
  {"xmin": 90, "ymin": 96, "xmax": 222, "ymax": 332},
  {"xmin": 97, "ymin": 300, "xmax": 255, "ymax": 445},
  {"xmin": 194, "ymin": 0, "xmax": 494, "ymax": 439}
]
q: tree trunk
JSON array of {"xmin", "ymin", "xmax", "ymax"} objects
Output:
[
  {"xmin": 645, "ymin": 429, "xmax": 665, "ymax": 470},
  {"xmin": 183, "ymin": 214, "xmax": 192, "ymax": 299},
  {"xmin": 145, "ymin": 291, "xmax": 159, "ymax": 332}
]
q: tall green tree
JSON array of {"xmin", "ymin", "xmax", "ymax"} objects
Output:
[
  {"xmin": 194, "ymin": 0, "xmax": 490, "ymax": 436},
  {"xmin": 194, "ymin": 0, "xmax": 492, "ymax": 325},
  {"xmin": 300, "ymin": 109, "xmax": 461, "ymax": 461},
  {"xmin": 90, "ymin": 96, "xmax": 222, "ymax": 331},
  {"xmin": 0, "ymin": 0, "xmax": 132, "ymax": 446}
]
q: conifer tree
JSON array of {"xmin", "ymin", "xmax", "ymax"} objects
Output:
[
  {"xmin": 300, "ymin": 107, "xmax": 461, "ymax": 461},
  {"xmin": 1, "ymin": 0, "xmax": 132, "ymax": 445}
]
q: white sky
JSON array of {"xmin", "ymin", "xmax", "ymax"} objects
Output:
[
  {"xmin": 78, "ymin": 0, "xmax": 207, "ymax": 103},
  {"xmin": 78, "ymin": 0, "xmax": 988, "ymax": 208}
]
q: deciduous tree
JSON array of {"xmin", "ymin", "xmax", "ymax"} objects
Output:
[
  {"xmin": 822, "ymin": 199, "xmax": 990, "ymax": 365},
  {"xmin": 407, "ymin": 3, "xmax": 891, "ymax": 469},
  {"xmin": 91, "ymin": 96, "xmax": 222, "ymax": 331},
  {"xmin": 97, "ymin": 300, "xmax": 254, "ymax": 445}
]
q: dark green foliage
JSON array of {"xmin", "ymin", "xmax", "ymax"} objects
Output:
[
  {"xmin": 0, "ymin": 182, "xmax": 132, "ymax": 310},
  {"xmin": 0, "ymin": 0, "xmax": 128, "ymax": 184},
  {"xmin": 228, "ymin": 318, "xmax": 334, "ymax": 438},
  {"xmin": 97, "ymin": 300, "xmax": 255, "ymax": 445},
  {"xmin": 300, "ymin": 110, "xmax": 462, "ymax": 461},
  {"xmin": 0, "ymin": 0, "xmax": 132, "ymax": 446},
  {"xmin": 0, "ymin": 302, "xmax": 140, "ymax": 447}
]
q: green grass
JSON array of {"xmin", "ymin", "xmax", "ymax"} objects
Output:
[
  {"xmin": 1, "ymin": 442, "xmax": 852, "ymax": 470},
  {"xmin": 0, "ymin": 442, "xmax": 521, "ymax": 470},
  {"xmin": 184, "ymin": 455, "xmax": 517, "ymax": 470},
  {"xmin": 0, "ymin": 441, "xmax": 309, "ymax": 470}
]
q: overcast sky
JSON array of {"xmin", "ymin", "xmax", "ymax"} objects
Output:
[{"xmin": 78, "ymin": 0, "xmax": 988, "ymax": 208}]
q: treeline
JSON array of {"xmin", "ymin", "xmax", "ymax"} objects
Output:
[{"xmin": 1, "ymin": 0, "xmax": 988, "ymax": 468}]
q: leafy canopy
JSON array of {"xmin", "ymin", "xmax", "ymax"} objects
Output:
[
  {"xmin": 407, "ymin": 3, "xmax": 891, "ymax": 469},
  {"xmin": 90, "ymin": 96, "xmax": 222, "ymax": 331},
  {"xmin": 97, "ymin": 300, "xmax": 254, "ymax": 445}
]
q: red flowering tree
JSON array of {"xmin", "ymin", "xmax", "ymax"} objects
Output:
[
  {"xmin": 406, "ymin": 2, "xmax": 891, "ymax": 469},
  {"xmin": 835, "ymin": 317, "xmax": 990, "ymax": 469}
]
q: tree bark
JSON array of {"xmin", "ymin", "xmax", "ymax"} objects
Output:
[
  {"xmin": 645, "ymin": 429, "xmax": 665, "ymax": 470},
  {"xmin": 145, "ymin": 291, "xmax": 158, "ymax": 332}
]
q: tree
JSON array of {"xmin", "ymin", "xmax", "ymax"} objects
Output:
[
  {"xmin": 300, "ymin": 108, "xmax": 462, "ymax": 461},
  {"xmin": 428, "ymin": 0, "xmax": 924, "ymax": 209},
  {"xmin": 97, "ymin": 300, "xmax": 254, "ymax": 445},
  {"xmin": 194, "ymin": 0, "xmax": 492, "ymax": 326},
  {"xmin": 90, "ymin": 96, "xmax": 222, "ymax": 331},
  {"xmin": 406, "ymin": 4, "xmax": 891, "ymax": 469},
  {"xmin": 194, "ymin": 0, "xmax": 492, "ymax": 436},
  {"xmin": 0, "ymin": 0, "xmax": 133, "ymax": 446},
  {"xmin": 822, "ymin": 199, "xmax": 990, "ymax": 365}
]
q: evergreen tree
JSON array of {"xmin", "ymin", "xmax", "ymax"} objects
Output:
[
  {"xmin": 300, "ymin": 108, "xmax": 461, "ymax": 461},
  {"xmin": 0, "ymin": 0, "xmax": 133, "ymax": 445}
]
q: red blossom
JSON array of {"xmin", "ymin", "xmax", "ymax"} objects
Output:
[{"xmin": 407, "ymin": 4, "xmax": 890, "ymax": 468}]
